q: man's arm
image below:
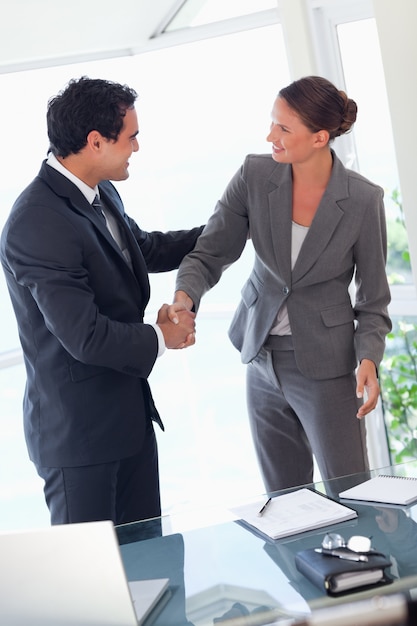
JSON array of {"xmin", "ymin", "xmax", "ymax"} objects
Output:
[{"xmin": 129, "ymin": 222, "xmax": 205, "ymax": 272}]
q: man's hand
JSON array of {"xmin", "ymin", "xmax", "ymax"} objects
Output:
[
  {"xmin": 156, "ymin": 303, "xmax": 196, "ymax": 349},
  {"xmin": 356, "ymin": 358, "xmax": 380, "ymax": 419}
]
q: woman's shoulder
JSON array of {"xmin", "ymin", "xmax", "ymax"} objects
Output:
[
  {"xmin": 244, "ymin": 153, "xmax": 278, "ymax": 168},
  {"xmin": 333, "ymin": 151, "xmax": 383, "ymax": 195},
  {"xmin": 242, "ymin": 153, "xmax": 289, "ymax": 181},
  {"xmin": 346, "ymin": 167, "xmax": 384, "ymax": 194}
]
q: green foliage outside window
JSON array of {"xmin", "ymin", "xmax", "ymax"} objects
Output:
[
  {"xmin": 380, "ymin": 321, "xmax": 417, "ymax": 463},
  {"xmin": 379, "ymin": 189, "xmax": 417, "ymax": 463}
]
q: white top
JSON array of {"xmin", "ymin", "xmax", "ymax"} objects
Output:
[{"xmin": 270, "ymin": 220, "xmax": 309, "ymax": 336}]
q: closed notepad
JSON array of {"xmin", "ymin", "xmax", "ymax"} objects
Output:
[
  {"xmin": 295, "ymin": 548, "xmax": 392, "ymax": 595},
  {"xmin": 339, "ymin": 475, "xmax": 417, "ymax": 506}
]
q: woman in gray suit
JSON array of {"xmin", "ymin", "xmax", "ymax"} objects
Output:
[{"xmin": 173, "ymin": 76, "xmax": 391, "ymax": 493}]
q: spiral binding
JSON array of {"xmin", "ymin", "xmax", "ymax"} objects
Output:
[{"xmin": 378, "ymin": 474, "xmax": 417, "ymax": 480}]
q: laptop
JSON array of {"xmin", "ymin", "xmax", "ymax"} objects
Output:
[{"xmin": 0, "ymin": 520, "xmax": 170, "ymax": 626}]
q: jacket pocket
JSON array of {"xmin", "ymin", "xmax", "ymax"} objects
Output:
[
  {"xmin": 320, "ymin": 304, "xmax": 355, "ymax": 328},
  {"xmin": 69, "ymin": 361, "xmax": 107, "ymax": 382},
  {"xmin": 241, "ymin": 277, "xmax": 260, "ymax": 308}
]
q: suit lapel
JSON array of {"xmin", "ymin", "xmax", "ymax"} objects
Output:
[
  {"xmin": 68, "ymin": 187, "xmax": 131, "ymax": 267},
  {"xmin": 291, "ymin": 196, "xmax": 344, "ymax": 283},
  {"xmin": 41, "ymin": 161, "xmax": 122, "ymax": 254},
  {"xmin": 267, "ymin": 166, "xmax": 293, "ymax": 287},
  {"xmin": 292, "ymin": 153, "xmax": 349, "ymax": 284},
  {"xmin": 98, "ymin": 186, "xmax": 150, "ymax": 290},
  {"xmin": 40, "ymin": 162, "xmax": 150, "ymax": 298}
]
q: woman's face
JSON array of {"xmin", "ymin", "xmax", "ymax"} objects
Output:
[{"xmin": 267, "ymin": 96, "xmax": 319, "ymax": 165}]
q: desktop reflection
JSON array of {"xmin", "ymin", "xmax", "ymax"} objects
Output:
[{"xmin": 116, "ymin": 465, "xmax": 417, "ymax": 626}]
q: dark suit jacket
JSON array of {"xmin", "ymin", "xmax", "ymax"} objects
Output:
[
  {"xmin": 176, "ymin": 151, "xmax": 391, "ymax": 377},
  {"xmin": 0, "ymin": 161, "xmax": 203, "ymax": 467}
]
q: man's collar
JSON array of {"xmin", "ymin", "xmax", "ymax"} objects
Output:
[{"xmin": 46, "ymin": 153, "xmax": 98, "ymax": 204}]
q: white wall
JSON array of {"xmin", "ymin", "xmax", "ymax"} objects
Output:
[{"xmin": 277, "ymin": 0, "xmax": 319, "ymax": 76}]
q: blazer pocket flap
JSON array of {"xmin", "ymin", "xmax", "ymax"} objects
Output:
[
  {"xmin": 321, "ymin": 304, "xmax": 355, "ymax": 328},
  {"xmin": 70, "ymin": 361, "xmax": 106, "ymax": 382},
  {"xmin": 241, "ymin": 279, "xmax": 259, "ymax": 308}
]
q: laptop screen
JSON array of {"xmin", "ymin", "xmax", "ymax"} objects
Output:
[{"xmin": 0, "ymin": 520, "xmax": 139, "ymax": 626}]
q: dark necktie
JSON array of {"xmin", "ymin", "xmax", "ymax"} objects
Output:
[
  {"xmin": 92, "ymin": 195, "xmax": 106, "ymax": 222},
  {"xmin": 91, "ymin": 194, "xmax": 133, "ymax": 269}
]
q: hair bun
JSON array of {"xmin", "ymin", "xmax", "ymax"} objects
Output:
[
  {"xmin": 278, "ymin": 76, "xmax": 358, "ymax": 141},
  {"xmin": 338, "ymin": 91, "xmax": 357, "ymax": 135}
]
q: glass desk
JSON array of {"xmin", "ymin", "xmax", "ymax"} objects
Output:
[{"xmin": 116, "ymin": 462, "xmax": 417, "ymax": 626}]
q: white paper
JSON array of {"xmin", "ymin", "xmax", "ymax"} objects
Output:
[{"xmin": 231, "ymin": 488, "xmax": 357, "ymax": 540}]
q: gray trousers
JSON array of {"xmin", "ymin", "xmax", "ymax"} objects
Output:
[{"xmin": 246, "ymin": 335, "xmax": 369, "ymax": 493}]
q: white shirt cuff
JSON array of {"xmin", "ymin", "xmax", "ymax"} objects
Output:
[{"xmin": 151, "ymin": 324, "xmax": 166, "ymax": 357}]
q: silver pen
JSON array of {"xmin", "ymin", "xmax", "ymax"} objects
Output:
[
  {"xmin": 257, "ymin": 497, "xmax": 272, "ymax": 517},
  {"xmin": 315, "ymin": 547, "xmax": 368, "ymax": 562}
]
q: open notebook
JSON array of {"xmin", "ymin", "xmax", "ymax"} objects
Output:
[
  {"xmin": 230, "ymin": 487, "xmax": 357, "ymax": 541},
  {"xmin": 0, "ymin": 520, "xmax": 170, "ymax": 626}
]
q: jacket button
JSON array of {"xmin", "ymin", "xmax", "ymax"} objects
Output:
[{"xmin": 282, "ymin": 286, "xmax": 290, "ymax": 295}]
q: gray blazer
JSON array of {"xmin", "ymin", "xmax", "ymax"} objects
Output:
[{"xmin": 176, "ymin": 151, "xmax": 391, "ymax": 379}]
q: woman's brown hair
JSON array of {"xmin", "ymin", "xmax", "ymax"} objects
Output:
[{"xmin": 279, "ymin": 75, "xmax": 357, "ymax": 140}]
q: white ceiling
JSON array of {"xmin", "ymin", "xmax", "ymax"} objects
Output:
[{"xmin": 0, "ymin": 0, "xmax": 184, "ymax": 73}]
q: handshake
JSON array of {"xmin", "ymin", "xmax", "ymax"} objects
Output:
[{"xmin": 156, "ymin": 290, "xmax": 196, "ymax": 350}]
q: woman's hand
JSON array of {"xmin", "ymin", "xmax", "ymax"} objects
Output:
[{"xmin": 356, "ymin": 358, "xmax": 380, "ymax": 419}]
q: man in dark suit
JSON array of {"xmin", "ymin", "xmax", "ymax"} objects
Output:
[{"xmin": 0, "ymin": 76, "xmax": 203, "ymax": 525}]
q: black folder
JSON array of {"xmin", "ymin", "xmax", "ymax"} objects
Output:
[{"xmin": 295, "ymin": 548, "xmax": 392, "ymax": 595}]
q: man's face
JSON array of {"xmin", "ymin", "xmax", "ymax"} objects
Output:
[{"xmin": 99, "ymin": 107, "xmax": 139, "ymax": 181}]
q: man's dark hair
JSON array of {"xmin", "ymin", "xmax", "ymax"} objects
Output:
[{"xmin": 47, "ymin": 76, "xmax": 138, "ymax": 157}]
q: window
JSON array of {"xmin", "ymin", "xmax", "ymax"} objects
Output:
[
  {"xmin": 337, "ymin": 18, "xmax": 412, "ymax": 285},
  {"xmin": 336, "ymin": 17, "xmax": 417, "ymax": 464},
  {"xmin": 166, "ymin": 0, "xmax": 278, "ymax": 30},
  {"xmin": 1, "ymin": 0, "xmax": 411, "ymax": 530}
]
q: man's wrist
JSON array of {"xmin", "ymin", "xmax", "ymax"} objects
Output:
[{"xmin": 151, "ymin": 324, "xmax": 166, "ymax": 357}]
